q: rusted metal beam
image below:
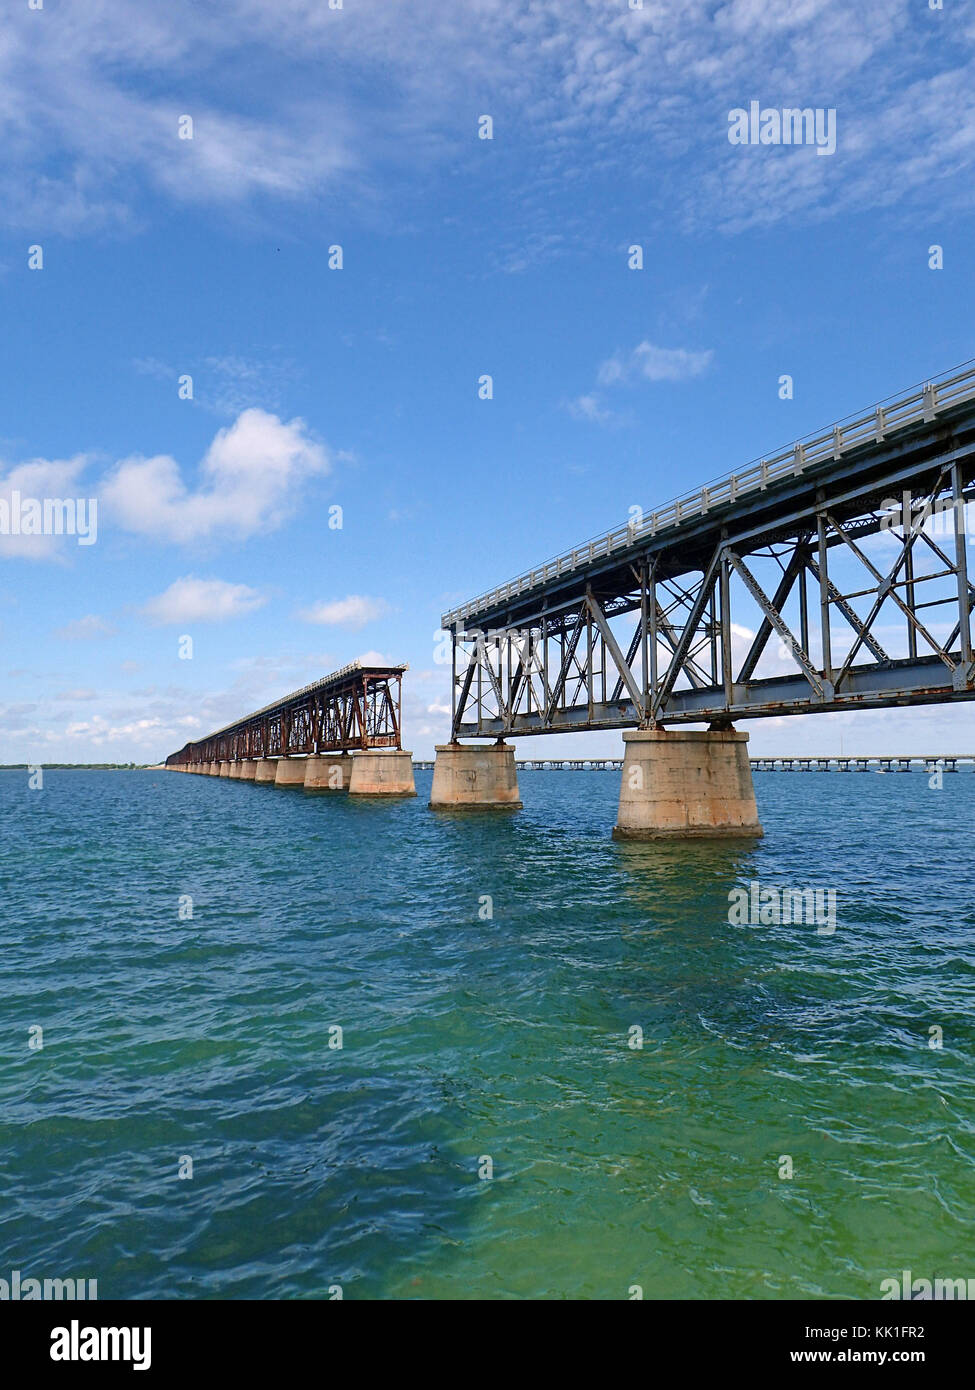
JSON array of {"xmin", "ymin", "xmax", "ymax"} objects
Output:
[{"xmin": 165, "ymin": 661, "xmax": 409, "ymax": 766}]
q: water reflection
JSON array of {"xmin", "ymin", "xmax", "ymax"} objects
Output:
[{"xmin": 613, "ymin": 836, "xmax": 763, "ymax": 923}]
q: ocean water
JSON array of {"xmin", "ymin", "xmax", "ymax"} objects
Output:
[{"xmin": 2, "ymin": 766, "xmax": 974, "ymax": 1300}]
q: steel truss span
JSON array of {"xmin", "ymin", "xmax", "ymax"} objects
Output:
[
  {"xmin": 444, "ymin": 365, "xmax": 975, "ymax": 739},
  {"xmin": 165, "ymin": 661, "xmax": 408, "ymax": 766}
]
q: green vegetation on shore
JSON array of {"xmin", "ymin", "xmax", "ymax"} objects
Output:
[{"xmin": 0, "ymin": 763, "xmax": 152, "ymax": 770}]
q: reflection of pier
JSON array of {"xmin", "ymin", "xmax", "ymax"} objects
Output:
[{"xmin": 414, "ymin": 755, "xmax": 971, "ymax": 773}]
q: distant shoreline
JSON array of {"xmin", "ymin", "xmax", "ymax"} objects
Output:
[{"xmin": 0, "ymin": 764, "xmax": 156, "ymax": 770}]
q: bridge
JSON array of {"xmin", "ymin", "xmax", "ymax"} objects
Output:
[
  {"xmin": 165, "ymin": 661, "xmax": 416, "ymax": 794},
  {"xmin": 430, "ymin": 362, "xmax": 975, "ymax": 835},
  {"xmin": 416, "ymin": 755, "xmax": 973, "ymax": 773}
]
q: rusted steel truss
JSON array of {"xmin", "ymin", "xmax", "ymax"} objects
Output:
[
  {"xmin": 446, "ymin": 368, "xmax": 975, "ymax": 738},
  {"xmin": 166, "ymin": 662, "xmax": 407, "ymax": 766}
]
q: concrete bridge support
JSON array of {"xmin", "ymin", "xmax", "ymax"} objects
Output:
[
  {"xmin": 304, "ymin": 754, "xmax": 352, "ymax": 791},
  {"xmin": 229, "ymin": 763, "xmax": 242, "ymax": 779},
  {"xmin": 218, "ymin": 761, "xmax": 231, "ymax": 777},
  {"xmin": 429, "ymin": 743, "xmax": 522, "ymax": 809},
  {"xmin": 254, "ymin": 759, "xmax": 278, "ymax": 783},
  {"xmin": 239, "ymin": 760, "xmax": 258, "ymax": 780},
  {"xmin": 348, "ymin": 749, "xmax": 416, "ymax": 796},
  {"xmin": 274, "ymin": 758, "xmax": 308, "ymax": 786},
  {"xmin": 613, "ymin": 728, "xmax": 763, "ymax": 840}
]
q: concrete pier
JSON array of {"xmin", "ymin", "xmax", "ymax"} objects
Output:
[
  {"xmin": 274, "ymin": 757, "xmax": 308, "ymax": 786},
  {"xmin": 429, "ymin": 742, "xmax": 522, "ymax": 809},
  {"xmin": 348, "ymin": 749, "xmax": 416, "ymax": 796},
  {"xmin": 218, "ymin": 761, "xmax": 231, "ymax": 777},
  {"xmin": 239, "ymin": 760, "xmax": 258, "ymax": 780},
  {"xmin": 229, "ymin": 762, "xmax": 242, "ymax": 779},
  {"xmin": 254, "ymin": 759, "xmax": 278, "ymax": 783},
  {"xmin": 303, "ymin": 754, "xmax": 351, "ymax": 791},
  {"xmin": 613, "ymin": 728, "xmax": 763, "ymax": 840}
]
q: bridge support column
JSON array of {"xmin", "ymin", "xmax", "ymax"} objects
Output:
[
  {"xmin": 429, "ymin": 743, "xmax": 522, "ymax": 809},
  {"xmin": 229, "ymin": 762, "xmax": 242, "ymax": 779},
  {"xmin": 348, "ymin": 749, "xmax": 416, "ymax": 797},
  {"xmin": 304, "ymin": 754, "xmax": 351, "ymax": 791},
  {"xmin": 218, "ymin": 761, "xmax": 231, "ymax": 777},
  {"xmin": 274, "ymin": 758, "xmax": 308, "ymax": 786},
  {"xmin": 254, "ymin": 759, "xmax": 278, "ymax": 783},
  {"xmin": 613, "ymin": 729, "xmax": 763, "ymax": 840},
  {"xmin": 239, "ymin": 760, "xmax": 258, "ymax": 780}
]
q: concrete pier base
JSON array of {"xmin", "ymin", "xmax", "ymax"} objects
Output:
[
  {"xmin": 218, "ymin": 761, "xmax": 231, "ymax": 778},
  {"xmin": 254, "ymin": 759, "xmax": 278, "ymax": 783},
  {"xmin": 348, "ymin": 749, "xmax": 416, "ymax": 797},
  {"xmin": 229, "ymin": 762, "xmax": 242, "ymax": 779},
  {"xmin": 205, "ymin": 762, "xmax": 217, "ymax": 775},
  {"xmin": 238, "ymin": 760, "xmax": 258, "ymax": 780},
  {"xmin": 274, "ymin": 757, "xmax": 308, "ymax": 786},
  {"xmin": 613, "ymin": 728, "xmax": 763, "ymax": 840},
  {"xmin": 303, "ymin": 754, "xmax": 351, "ymax": 791},
  {"xmin": 429, "ymin": 743, "xmax": 522, "ymax": 809}
]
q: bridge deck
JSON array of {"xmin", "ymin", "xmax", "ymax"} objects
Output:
[
  {"xmin": 444, "ymin": 364, "xmax": 975, "ymax": 632},
  {"xmin": 444, "ymin": 362, "xmax": 975, "ymax": 739}
]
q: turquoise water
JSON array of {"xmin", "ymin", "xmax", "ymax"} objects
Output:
[{"xmin": 2, "ymin": 767, "xmax": 974, "ymax": 1300}]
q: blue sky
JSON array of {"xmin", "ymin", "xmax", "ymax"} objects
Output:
[{"xmin": 3, "ymin": 0, "xmax": 975, "ymax": 761}]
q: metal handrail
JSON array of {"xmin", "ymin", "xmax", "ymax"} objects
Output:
[{"xmin": 442, "ymin": 360, "xmax": 975, "ymax": 626}]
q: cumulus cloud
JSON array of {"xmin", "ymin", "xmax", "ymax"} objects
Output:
[
  {"xmin": 299, "ymin": 596, "xmax": 391, "ymax": 629},
  {"xmin": 0, "ymin": 455, "xmax": 91, "ymax": 559},
  {"xmin": 102, "ymin": 408, "xmax": 330, "ymax": 542},
  {"xmin": 141, "ymin": 576, "xmax": 266, "ymax": 625}
]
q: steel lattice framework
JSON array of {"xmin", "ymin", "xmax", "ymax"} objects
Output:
[
  {"xmin": 165, "ymin": 661, "xmax": 407, "ymax": 766},
  {"xmin": 444, "ymin": 365, "xmax": 975, "ymax": 739}
]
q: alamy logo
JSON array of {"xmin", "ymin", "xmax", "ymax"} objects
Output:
[
  {"xmin": 50, "ymin": 1320, "xmax": 151, "ymax": 1372},
  {"xmin": 0, "ymin": 1269, "xmax": 97, "ymax": 1300},
  {"xmin": 728, "ymin": 102, "xmax": 836, "ymax": 156},
  {"xmin": 881, "ymin": 1270, "xmax": 975, "ymax": 1300},
  {"xmin": 0, "ymin": 492, "xmax": 97, "ymax": 544},
  {"xmin": 728, "ymin": 881, "xmax": 837, "ymax": 935}
]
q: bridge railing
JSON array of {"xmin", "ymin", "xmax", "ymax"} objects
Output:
[{"xmin": 443, "ymin": 361, "xmax": 975, "ymax": 626}]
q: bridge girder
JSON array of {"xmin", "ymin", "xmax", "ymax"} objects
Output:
[
  {"xmin": 165, "ymin": 663, "xmax": 407, "ymax": 766},
  {"xmin": 447, "ymin": 374, "xmax": 975, "ymax": 738}
]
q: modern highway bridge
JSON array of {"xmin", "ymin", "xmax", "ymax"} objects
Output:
[
  {"xmin": 415, "ymin": 755, "xmax": 973, "ymax": 773},
  {"xmin": 166, "ymin": 661, "xmax": 416, "ymax": 794},
  {"xmin": 432, "ymin": 362, "xmax": 975, "ymax": 835}
]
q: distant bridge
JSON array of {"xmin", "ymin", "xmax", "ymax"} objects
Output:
[
  {"xmin": 414, "ymin": 755, "xmax": 972, "ymax": 772},
  {"xmin": 166, "ymin": 661, "xmax": 407, "ymax": 766},
  {"xmin": 443, "ymin": 362, "xmax": 975, "ymax": 738}
]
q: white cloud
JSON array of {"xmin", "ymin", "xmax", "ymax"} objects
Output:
[
  {"xmin": 299, "ymin": 596, "xmax": 390, "ymax": 629},
  {"xmin": 598, "ymin": 341, "xmax": 714, "ymax": 386},
  {"xmin": 0, "ymin": 455, "xmax": 91, "ymax": 560},
  {"xmin": 0, "ymin": 1, "xmax": 971, "ymax": 237},
  {"xmin": 53, "ymin": 614, "xmax": 117, "ymax": 640},
  {"xmin": 565, "ymin": 393, "xmax": 614, "ymax": 424},
  {"xmin": 141, "ymin": 576, "xmax": 266, "ymax": 625},
  {"xmin": 102, "ymin": 408, "xmax": 329, "ymax": 542},
  {"xmin": 568, "ymin": 340, "xmax": 714, "ymax": 428}
]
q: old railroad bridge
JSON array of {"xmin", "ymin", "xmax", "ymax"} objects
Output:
[{"xmin": 168, "ymin": 362, "xmax": 975, "ymax": 837}]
